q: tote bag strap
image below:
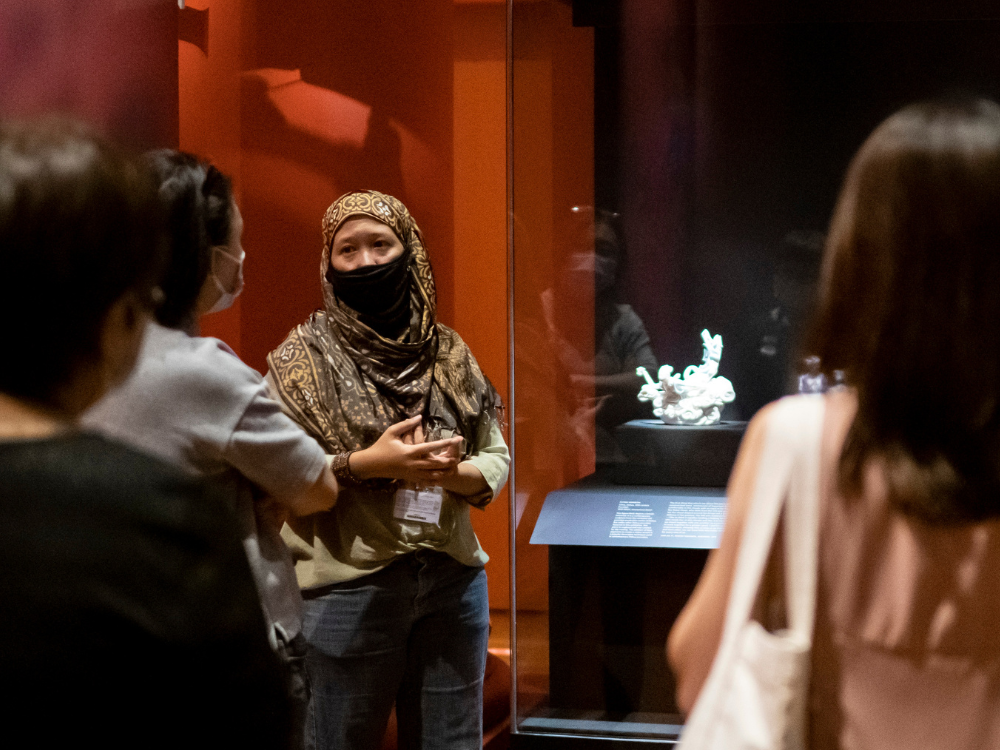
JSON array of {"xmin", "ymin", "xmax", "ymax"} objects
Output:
[
  {"xmin": 781, "ymin": 395, "xmax": 824, "ymax": 638},
  {"xmin": 719, "ymin": 394, "xmax": 825, "ymax": 651},
  {"xmin": 678, "ymin": 395, "xmax": 825, "ymax": 750}
]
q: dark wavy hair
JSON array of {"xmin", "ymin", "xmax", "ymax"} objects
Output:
[
  {"xmin": 144, "ymin": 150, "xmax": 233, "ymax": 328},
  {"xmin": 806, "ymin": 99, "xmax": 1000, "ymax": 523},
  {"xmin": 0, "ymin": 119, "xmax": 164, "ymax": 405}
]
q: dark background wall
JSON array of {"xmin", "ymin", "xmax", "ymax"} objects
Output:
[
  {"xmin": 587, "ymin": 0, "xmax": 1000, "ymax": 415},
  {"xmin": 0, "ymin": 0, "xmax": 178, "ymax": 149}
]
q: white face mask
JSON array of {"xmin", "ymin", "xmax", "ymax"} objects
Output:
[{"xmin": 206, "ymin": 245, "xmax": 245, "ymax": 314}]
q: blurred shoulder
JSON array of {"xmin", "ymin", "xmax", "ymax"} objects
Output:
[
  {"xmin": 137, "ymin": 325, "xmax": 266, "ymax": 416},
  {"xmin": 746, "ymin": 392, "xmax": 836, "ymax": 437},
  {"xmin": 14, "ymin": 432, "xmax": 231, "ymax": 525},
  {"xmin": 156, "ymin": 326, "xmax": 260, "ymax": 384}
]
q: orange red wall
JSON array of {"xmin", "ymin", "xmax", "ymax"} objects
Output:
[
  {"xmin": 179, "ymin": 0, "xmax": 511, "ymax": 607},
  {"xmin": 510, "ymin": 1, "xmax": 595, "ymax": 610},
  {"xmin": 452, "ymin": 3, "xmax": 511, "ymax": 608}
]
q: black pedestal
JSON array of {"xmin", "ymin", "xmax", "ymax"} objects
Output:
[
  {"xmin": 533, "ymin": 475, "xmax": 725, "ymax": 717},
  {"xmin": 548, "ymin": 544, "xmax": 709, "ymax": 715},
  {"xmin": 539, "ymin": 418, "xmax": 742, "ymax": 721},
  {"xmin": 613, "ymin": 419, "xmax": 747, "ymax": 486}
]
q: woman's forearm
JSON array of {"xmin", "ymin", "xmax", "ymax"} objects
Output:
[
  {"xmin": 345, "ymin": 421, "xmax": 464, "ymax": 484},
  {"xmin": 347, "ymin": 445, "xmax": 383, "ymax": 480},
  {"xmin": 353, "ymin": 447, "xmax": 489, "ymax": 496},
  {"xmin": 437, "ymin": 461, "xmax": 489, "ymax": 497}
]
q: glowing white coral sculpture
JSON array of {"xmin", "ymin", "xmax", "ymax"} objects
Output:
[{"xmin": 637, "ymin": 329, "xmax": 735, "ymax": 426}]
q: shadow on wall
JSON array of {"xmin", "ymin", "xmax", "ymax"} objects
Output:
[{"xmin": 238, "ymin": 0, "xmax": 453, "ymax": 373}]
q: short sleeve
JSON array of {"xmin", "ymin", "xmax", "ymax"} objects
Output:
[
  {"xmin": 616, "ymin": 305, "xmax": 658, "ymax": 371},
  {"xmin": 264, "ymin": 371, "xmax": 294, "ymax": 418},
  {"xmin": 462, "ymin": 418, "xmax": 510, "ymax": 508},
  {"xmin": 222, "ymin": 388, "xmax": 327, "ymax": 499}
]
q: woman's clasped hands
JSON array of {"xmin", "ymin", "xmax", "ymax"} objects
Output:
[{"xmin": 349, "ymin": 415, "xmax": 462, "ymax": 485}]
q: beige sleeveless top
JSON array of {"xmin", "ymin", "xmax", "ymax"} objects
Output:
[{"xmin": 810, "ymin": 394, "xmax": 1000, "ymax": 750}]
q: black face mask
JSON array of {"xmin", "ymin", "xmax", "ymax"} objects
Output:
[{"xmin": 327, "ymin": 246, "xmax": 413, "ymax": 335}]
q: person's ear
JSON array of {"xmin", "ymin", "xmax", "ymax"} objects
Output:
[
  {"xmin": 46, "ymin": 295, "xmax": 150, "ymax": 418},
  {"xmin": 98, "ymin": 293, "xmax": 149, "ymax": 396}
]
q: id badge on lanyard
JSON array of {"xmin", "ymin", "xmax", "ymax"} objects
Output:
[
  {"xmin": 390, "ymin": 417, "xmax": 459, "ymax": 526},
  {"xmin": 393, "ymin": 485, "xmax": 445, "ymax": 525}
]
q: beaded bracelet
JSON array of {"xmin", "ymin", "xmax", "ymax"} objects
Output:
[{"xmin": 331, "ymin": 450, "xmax": 360, "ymax": 485}]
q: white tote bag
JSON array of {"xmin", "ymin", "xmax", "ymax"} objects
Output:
[{"xmin": 677, "ymin": 394, "xmax": 825, "ymax": 750}]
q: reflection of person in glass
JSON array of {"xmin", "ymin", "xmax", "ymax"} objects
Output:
[
  {"xmin": 540, "ymin": 209, "xmax": 659, "ymax": 712},
  {"xmin": 267, "ymin": 191, "xmax": 509, "ymax": 750},
  {"xmin": 736, "ymin": 229, "xmax": 824, "ymax": 416},
  {"xmin": 542, "ymin": 208, "xmax": 658, "ymax": 466}
]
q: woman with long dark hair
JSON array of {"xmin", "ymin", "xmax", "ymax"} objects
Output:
[{"xmin": 669, "ymin": 99, "xmax": 1000, "ymax": 748}]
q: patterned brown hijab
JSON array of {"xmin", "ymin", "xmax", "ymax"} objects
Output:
[{"xmin": 267, "ymin": 190, "xmax": 502, "ymax": 472}]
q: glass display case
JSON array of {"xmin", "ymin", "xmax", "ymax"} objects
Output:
[{"xmin": 507, "ymin": 0, "xmax": 1000, "ymax": 745}]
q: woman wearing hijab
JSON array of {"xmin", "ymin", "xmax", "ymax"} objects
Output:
[{"xmin": 267, "ymin": 190, "xmax": 510, "ymax": 750}]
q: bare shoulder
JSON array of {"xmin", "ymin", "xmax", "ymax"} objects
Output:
[
  {"xmin": 728, "ymin": 400, "xmax": 780, "ymax": 505},
  {"xmin": 667, "ymin": 394, "xmax": 840, "ymax": 710},
  {"xmin": 822, "ymin": 389, "xmax": 857, "ymax": 434}
]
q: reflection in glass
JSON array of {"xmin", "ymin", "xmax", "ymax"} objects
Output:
[
  {"xmin": 543, "ymin": 208, "xmax": 658, "ymax": 467},
  {"xmin": 511, "ymin": 0, "xmax": 1000, "ymax": 743}
]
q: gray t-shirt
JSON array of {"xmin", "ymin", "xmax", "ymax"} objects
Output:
[{"xmin": 83, "ymin": 322, "xmax": 327, "ymax": 645}]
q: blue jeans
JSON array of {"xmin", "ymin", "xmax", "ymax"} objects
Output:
[{"xmin": 302, "ymin": 551, "xmax": 490, "ymax": 750}]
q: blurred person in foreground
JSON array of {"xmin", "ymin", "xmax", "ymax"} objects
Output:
[
  {"xmin": 83, "ymin": 150, "xmax": 338, "ymax": 750},
  {"xmin": 0, "ymin": 121, "xmax": 291, "ymax": 746},
  {"xmin": 669, "ymin": 99, "xmax": 1000, "ymax": 749}
]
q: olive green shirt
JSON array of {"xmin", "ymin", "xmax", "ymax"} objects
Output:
[{"xmin": 266, "ymin": 373, "xmax": 509, "ymax": 588}]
